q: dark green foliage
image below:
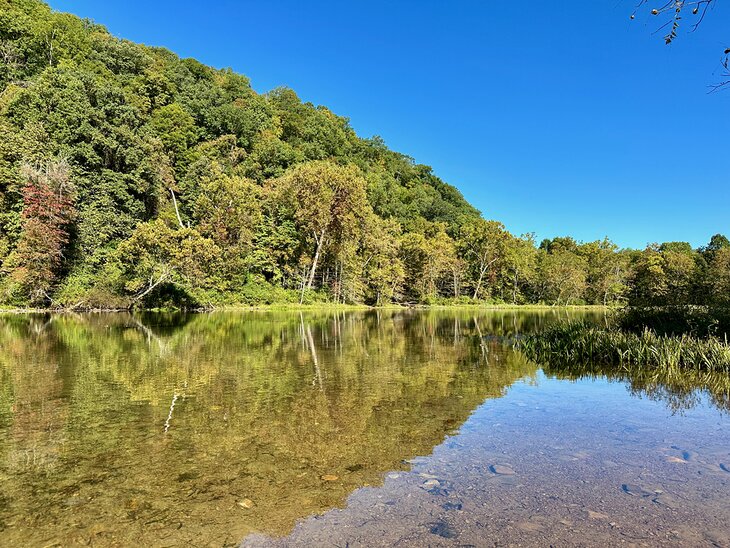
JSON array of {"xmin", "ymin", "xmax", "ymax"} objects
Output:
[
  {"xmin": 0, "ymin": 1, "xmax": 727, "ymax": 310},
  {"xmin": 0, "ymin": 0, "xmax": 481, "ymax": 308},
  {"xmin": 702, "ymin": 234, "xmax": 730, "ymax": 256},
  {"xmin": 618, "ymin": 306, "xmax": 730, "ymax": 339}
]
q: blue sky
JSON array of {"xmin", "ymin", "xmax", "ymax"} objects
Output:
[{"xmin": 48, "ymin": 0, "xmax": 729, "ymax": 249}]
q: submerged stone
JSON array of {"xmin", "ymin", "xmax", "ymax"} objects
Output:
[
  {"xmin": 489, "ymin": 464, "xmax": 515, "ymax": 476},
  {"xmin": 587, "ymin": 510, "xmax": 609, "ymax": 520},
  {"xmin": 422, "ymin": 479, "xmax": 441, "ymax": 489},
  {"xmin": 429, "ymin": 520, "xmax": 456, "ymax": 539},
  {"xmin": 621, "ymin": 483, "xmax": 653, "ymax": 497}
]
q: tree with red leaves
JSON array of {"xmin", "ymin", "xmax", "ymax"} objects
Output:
[{"xmin": 7, "ymin": 159, "xmax": 76, "ymax": 305}]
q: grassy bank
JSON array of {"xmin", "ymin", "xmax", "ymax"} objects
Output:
[
  {"xmin": 422, "ymin": 304, "xmax": 609, "ymax": 311},
  {"xmin": 0, "ymin": 302, "xmax": 611, "ymax": 314},
  {"xmin": 518, "ymin": 322, "xmax": 730, "ymax": 372}
]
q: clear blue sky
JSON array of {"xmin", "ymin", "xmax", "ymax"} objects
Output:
[{"xmin": 47, "ymin": 0, "xmax": 729, "ymax": 249}]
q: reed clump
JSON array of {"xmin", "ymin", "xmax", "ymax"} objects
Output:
[
  {"xmin": 518, "ymin": 321, "xmax": 730, "ymax": 373},
  {"xmin": 617, "ymin": 305, "xmax": 730, "ymax": 339}
]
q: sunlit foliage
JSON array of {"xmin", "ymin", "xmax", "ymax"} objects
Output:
[{"xmin": 0, "ymin": 1, "xmax": 727, "ymax": 309}]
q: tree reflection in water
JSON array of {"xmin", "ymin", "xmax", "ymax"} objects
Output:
[{"xmin": 0, "ymin": 309, "xmax": 725, "ymax": 546}]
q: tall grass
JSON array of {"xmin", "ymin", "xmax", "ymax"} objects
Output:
[
  {"xmin": 518, "ymin": 322, "xmax": 730, "ymax": 373},
  {"xmin": 617, "ymin": 305, "xmax": 730, "ymax": 339}
]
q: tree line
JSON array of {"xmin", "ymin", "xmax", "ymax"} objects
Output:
[{"xmin": 0, "ymin": 0, "xmax": 727, "ymax": 309}]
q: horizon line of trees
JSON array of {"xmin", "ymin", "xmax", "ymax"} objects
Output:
[{"xmin": 0, "ymin": 0, "xmax": 728, "ymax": 310}]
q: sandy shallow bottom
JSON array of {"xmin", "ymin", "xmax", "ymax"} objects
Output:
[{"xmin": 244, "ymin": 374, "xmax": 730, "ymax": 547}]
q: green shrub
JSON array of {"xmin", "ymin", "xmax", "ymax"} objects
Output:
[{"xmin": 618, "ymin": 306, "xmax": 730, "ymax": 338}]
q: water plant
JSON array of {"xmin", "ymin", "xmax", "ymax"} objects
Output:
[{"xmin": 517, "ymin": 321, "xmax": 730, "ymax": 373}]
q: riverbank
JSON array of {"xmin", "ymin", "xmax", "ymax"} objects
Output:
[{"xmin": 0, "ymin": 303, "xmax": 612, "ymax": 314}]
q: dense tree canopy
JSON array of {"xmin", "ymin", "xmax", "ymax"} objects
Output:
[{"xmin": 0, "ymin": 0, "xmax": 727, "ymax": 309}]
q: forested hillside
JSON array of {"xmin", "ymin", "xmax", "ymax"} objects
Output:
[{"xmin": 0, "ymin": 0, "xmax": 728, "ymax": 309}]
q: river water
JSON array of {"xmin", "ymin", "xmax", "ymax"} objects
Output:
[{"xmin": 0, "ymin": 310, "xmax": 727, "ymax": 546}]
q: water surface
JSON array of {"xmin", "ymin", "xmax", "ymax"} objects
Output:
[{"xmin": 0, "ymin": 310, "xmax": 727, "ymax": 546}]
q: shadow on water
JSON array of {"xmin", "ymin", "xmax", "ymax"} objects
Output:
[{"xmin": 0, "ymin": 309, "xmax": 726, "ymax": 545}]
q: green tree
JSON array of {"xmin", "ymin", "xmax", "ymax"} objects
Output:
[
  {"xmin": 266, "ymin": 161, "xmax": 370, "ymax": 297},
  {"xmin": 629, "ymin": 244, "xmax": 697, "ymax": 306},
  {"xmin": 503, "ymin": 234, "xmax": 537, "ymax": 304},
  {"xmin": 400, "ymin": 224, "xmax": 456, "ymax": 302},
  {"xmin": 2, "ymin": 158, "xmax": 75, "ymax": 305},
  {"xmin": 458, "ymin": 219, "xmax": 509, "ymax": 300},
  {"xmin": 148, "ymin": 103, "xmax": 198, "ymax": 168},
  {"xmin": 580, "ymin": 238, "xmax": 628, "ymax": 305},
  {"xmin": 359, "ymin": 214, "xmax": 404, "ymax": 305},
  {"xmin": 662, "ymin": 248, "xmax": 698, "ymax": 305},
  {"xmin": 191, "ymin": 162, "xmax": 262, "ymax": 286},
  {"xmin": 537, "ymin": 248, "xmax": 588, "ymax": 305},
  {"xmin": 629, "ymin": 246, "xmax": 668, "ymax": 306},
  {"xmin": 705, "ymin": 247, "xmax": 730, "ymax": 306},
  {"xmin": 112, "ymin": 219, "xmax": 221, "ymax": 306},
  {"xmin": 701, "ymin": 233, "xmax": 730, "ymax": 260}
]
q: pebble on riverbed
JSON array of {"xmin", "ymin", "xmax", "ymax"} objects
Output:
[
  {"xmin": 586, "ymin": 510, "xmax": 609, "ymax": 520},
  {"xmin": 621, "ymin": 483, "xmax": 654, "ymax": 497},
  {"xmin": 489, "ymin": 464, "xmax": 515, "ymax": 476},
  {"xmin": 422, "ymin": 479, "xmax": 441, "ymax": 490}
]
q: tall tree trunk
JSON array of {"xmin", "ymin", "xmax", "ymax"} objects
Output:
[
  {"xmin": 307, "ymin": 229, "xmax": 325, "ymax": 290},
  {"xmin": 472, "ymin": 269, "xmax": 485, "ymax": 300},
  {"xmin": 169, "ymin": 188, "xmax": 184, "ymax": 229},
  {"xmin": 472, "ymin": 257, "xmax": 497, "ymax": 300},
  {"xmin": 339, "ymin": 261, "xmax": 344, "ymax": 303},
  {"xmin": 299, "ymin": 268, "xmax": 308, "ymax": 304}
]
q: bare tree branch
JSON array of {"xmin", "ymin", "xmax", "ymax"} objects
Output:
[{"xmin": 631, "ymin": 0, "xmax": 728, "ymax": 89}]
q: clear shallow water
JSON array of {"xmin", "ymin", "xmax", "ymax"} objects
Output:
[{"xmin": 0, "ymin": 310, "xmax": 727, "ymax": 547}]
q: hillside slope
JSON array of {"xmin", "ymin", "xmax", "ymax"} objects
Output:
[
  {"xmin": 2, "ymin": 1, "xmax": 727, "ymax": 310},
  {"xmin": 0, "ymin": 0, "xmax": 486, "ymax": 307}
]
